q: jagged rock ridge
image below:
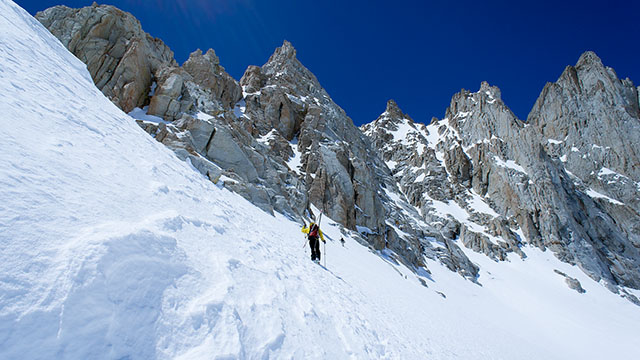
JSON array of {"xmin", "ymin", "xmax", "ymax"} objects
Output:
[
  {"xmin": 36, "ymin": 3, "xmax": 176, "ymax": 112},
  {"xmin": 363, "ymin": 62, "xmax": 640, "ymax": 301}
]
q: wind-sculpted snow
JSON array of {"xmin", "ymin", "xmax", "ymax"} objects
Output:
[{"xmin": 2, "ymin": 1, "xmax": 640, "ymax": 358}]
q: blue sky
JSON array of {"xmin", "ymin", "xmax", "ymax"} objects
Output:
[{"xmin": 18, "ymin": 0, "xmax": 640, "ymax": 126}]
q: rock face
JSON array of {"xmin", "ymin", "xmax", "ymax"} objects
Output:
[
  {"xmin": 362, "ymin": 92, "xmax": 526, "ymax": 263},
  {"xmin": 38, "ymin": 3, "xmax": 640, "ymax": 303},
  {"xmin": 362, "ymin": 57, "xmax": 640, "ymax": 297},
  {"xmin": 241, "ymin": 41, "xmax": 387, "ymax": 231},
  {"xmin": 237, "ymin": 42, "xmax": 479, "ymax": 276},
  {"xmin": 528, "ymin": 51, "xmax": 640, "ymax": 289},
  {"xmin": 530, "ymin": 51, "xmax": 640, "ymax": 244},
  {"xmin": 35, "ymin": 3, "xmax": 176, "ymax": 113},
  {"xmin": 147, "ymin": 48, "xmax": 243, "ymax": 121}
]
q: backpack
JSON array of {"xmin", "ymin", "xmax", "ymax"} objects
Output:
[{"xmin": 309, "ymin": 224, "xmax": 319, "ymax": 238}]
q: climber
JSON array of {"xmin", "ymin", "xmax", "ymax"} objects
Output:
[{"xmin": 302, "ymin": 222, "xmax": 325, "ymax": 262}]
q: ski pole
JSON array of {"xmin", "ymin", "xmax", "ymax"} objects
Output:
[
  {"xmin": 301, "ymin": 219, "xmax": 308, "ymax": 248},
  {"xmin": 323, "ymin": 240, "xmax": 326, "ymax": 267}
]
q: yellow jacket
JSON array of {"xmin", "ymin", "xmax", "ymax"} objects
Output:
[{"xmin": 301, "ymin": 223, "xmax": 325, "ymax": 242}]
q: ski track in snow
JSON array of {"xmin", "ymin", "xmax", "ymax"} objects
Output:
[{"xmin": 1, "ymin": 1, "xmax": 640, "ymax": 359}]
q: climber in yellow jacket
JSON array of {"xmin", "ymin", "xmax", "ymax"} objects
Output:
[{"xmin": 302, "ymin": 222, "xmax": 325, "ymax": 262}]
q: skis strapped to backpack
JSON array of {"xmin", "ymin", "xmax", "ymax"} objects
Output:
[
  {"xmin": 302, "ymin": 210, "xmax": 322, "ymax": 246},
  {"xmin": 316, "ymin": 211, "xmax": 326, "ymax": 267},
  {"xmin": 303, "ymin": 210, "xmax": 325, "ymax": 266},
  {"xmin": 309, "ymin": 223, "xmax": 319, "ymax": 238}
]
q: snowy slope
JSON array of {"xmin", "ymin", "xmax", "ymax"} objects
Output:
[{"xmin": 1, "ymin": 1, "xmax": 639, "ymax": 359}]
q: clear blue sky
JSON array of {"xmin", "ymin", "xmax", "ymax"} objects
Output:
[{"xmin": 17, "ymin": 0, "xmax": 640, "ymax": 126}]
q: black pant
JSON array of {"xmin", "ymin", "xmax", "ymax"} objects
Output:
[{"xmin": 309, "ymin": 236, "xmax": 321, "ymax": 261}]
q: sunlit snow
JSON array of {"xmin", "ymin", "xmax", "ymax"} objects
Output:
[
  {"xmin": 493, "ymin": 155, "xmax": 527, "ymax": 174},
  {"xmin": 286, "ymin": 137, "xmax": 303, "ymax": 175},
  {"xmin": 128, "ymin": 106, "xmax": 168, "ymax": 124},
  {"xmin": 586, "ymin": 189, "xmax": 624, "ymax": 205}
]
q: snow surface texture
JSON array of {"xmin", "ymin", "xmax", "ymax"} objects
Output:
[{"xmin": 1, "ymin": 1, "xmax": 639, "ymax": 358}]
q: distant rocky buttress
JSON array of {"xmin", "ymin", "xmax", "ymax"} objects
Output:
[{"xmin": 36, "ymin": 3, "xmax": 640, "ymax": 304}]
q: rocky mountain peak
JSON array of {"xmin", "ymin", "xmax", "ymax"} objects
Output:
[
  {"xmin": 185, "ymin": 48, "xmax": 220, "ymax": 67},
  {"xmin": 366, "ymin": 99, "xmax": 413, "ymax": 131},
  {"xmin": 360, "ymin": 99, "xmax": 419, "ymax": 148},
  {"xmin": 555, "ymin": 51, "xmax": 617, "ymax": 95},
  {"xmin": 35, "ymin": 3, "xmax": 177, "ymax": 113},
  {"xmin": 278, "ymin": 40, "xmax": 297, "ymax": 57},
  {"xmin": 259, "ymin": 40, "xmax": 322, "ymax": 97},
  {"xmin": 385, "ymin": 98, "xmax": 399, "ymax": 111},
  {"xmin": 576, "ymin": 50, "xmax": 604, "ymax": 70},
  {"xmin": 478, "ymin": 81, "xmax": 502, "ymax": 100},
  {"xmin": 182, "ymin": 47, "xmax": 234, "ymax": 89},
  {"xmin": 384, "ymin": 99, "xmax": 410, "ymax": 120},
  {"xmin": 264, "ymin": 40, "xmax": 298, "ymax": 69},
  {"xmin": 446, "ymin": 82, "xmax": 504, "ymax": 115},
  {"xmin": 443, "ymin": 82, "xmax": 517, "ymax": 142},
  {"xmin": 524, "ymin": 51, "xmax": 640, "ymax": 293}
]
